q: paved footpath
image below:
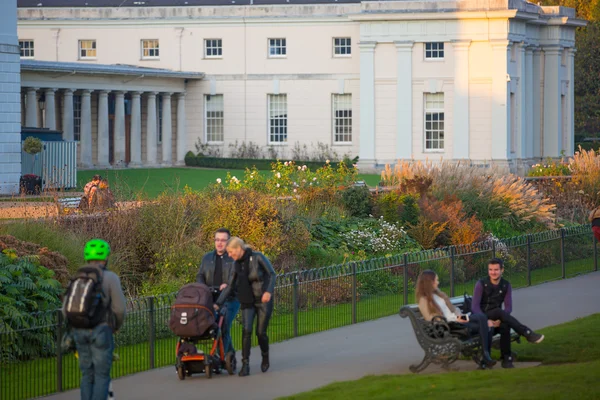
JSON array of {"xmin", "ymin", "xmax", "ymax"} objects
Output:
[{"xmin": 47, "ymin": 271, "xmax": 600, "ymax": 400}]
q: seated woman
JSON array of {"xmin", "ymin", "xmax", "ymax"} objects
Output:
[
  {"xmin": 89, "ymin": 179, "xmax": 116, "ymax": 211},
  {"xmin": 416, "ymin": 270, "xmax": 496, "ymax": 367}
]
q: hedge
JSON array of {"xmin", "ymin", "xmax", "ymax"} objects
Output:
[{"xmin": 184, "ymin": 153, "xmax": 354, "ymax": 171}]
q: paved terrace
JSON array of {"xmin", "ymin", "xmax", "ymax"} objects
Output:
[{"xmin": 46, "ymin": 271, "xmax": 600, "ymax": 400}]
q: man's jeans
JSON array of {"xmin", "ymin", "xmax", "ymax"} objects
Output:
[
  {"xmin": 72, "ymin": 324, "xmax": 114, "ymax": 400},
  {"xmin": 223, "ymin": 299, "xmax": 240, "ymax": 355}
]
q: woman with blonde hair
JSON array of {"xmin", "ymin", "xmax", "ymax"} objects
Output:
[
  {"xmin": 214, "ymin": 237, "xmax": 276, "ymax": 377},
  {"xmin": 416, "ymin": 270, "xmax": 496, "ymax": 367}
]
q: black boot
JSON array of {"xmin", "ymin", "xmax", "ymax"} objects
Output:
[
  {"xmin": 482, "ymin": 350, "xmax": 497, "ymax": 368},
  {"xmin": 238, "ymin": 361, "xmax": 250, "ymax": 377},
  {"xmin": 502, "ymin": 354, "xmax": 515, "ymax": 369},
  {"xmin": 261, "ymin": 352, "xmax": 270, "ymax": 373}
]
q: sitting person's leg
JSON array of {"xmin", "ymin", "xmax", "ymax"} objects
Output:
[
  {"xmin": 498, "ymin": 322, "xmax": 515, "ymax": 368},
  {"xmin": 486, "ymin": 308, "xmax": 544, "ymax": 343},
  {"xmin": 467, "ymin": 313, "xmax": 495, "ymax": 366}
]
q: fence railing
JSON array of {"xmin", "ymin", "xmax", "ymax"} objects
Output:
[{"xmin": 1, "ymin": 225, "xmax": 597, "ymax": 400}]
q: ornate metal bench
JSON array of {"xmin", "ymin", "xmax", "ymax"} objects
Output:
[{"xmin": 399, "ymin": 297, "xmax": 520, "ymax": 373}]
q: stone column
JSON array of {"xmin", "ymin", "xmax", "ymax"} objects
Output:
[
  {"xmin": 114, "ymin": 91, "xmax": 126, "ymax": 166},
  {"xmin": 490, "ymin": 40, "xmax": 510, "ymax": 161},
  {"xmin": 567, "ymin": 48, "xmax": 576, "ymax": 156},
  {"xmin": 97, "ymin": 90, "xmax": 110, "ymax": 167},
  {"xmin": 176, "ymin": 92, "xmax": 187, "ymax": 166},
  {"xmin": 130, "ymin": 92, "xmax": 142, "ymax": 167},
  {"xmin": 80, "ymin": 90, "xmax": 93, "ymax": 167},
  {"xmin": 161, "ymin": 92, "xmax": 173, "ymax": 165},
  {"xmin": 145, "ymin": 92, "xmax": 158, "ymax": 166},
  {"xmin": 394, "ymin": 41, "xmax": 414, "ymax": 160},
  {"xmin": 514, "ymin": 42, "xmax": 526, "ymax": 160},
  {"xmin": 25, "ymin": 87, "xmax": 38, "ymax": 128},
  {"xmin": 542, "ymin": 45, "xmax": 562, "ymax": 158},
  {"xmin": 452, "ymin": 40, "xmax": 471, "ymax": 160},
  {"xmin": 62, "ymin": 89, "xmax": 74, "ymax": 141},
  {"xmin": 358, "ymin": 42, "xmax": 377, "ymax": 169},
  {"xmin": 44, "ymin": 88, "xmax": 57, "ymax": 130},
  {"xmin": 532, "ymin": 48, "xmax": 542, "ymax": 158},
  {"xmin": 525, "ymin": 46, "xmax": 534, "ymax": 159}
]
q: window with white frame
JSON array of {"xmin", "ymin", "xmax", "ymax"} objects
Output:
[
  {"xmin": 268, "ymin": 38, "xmax": 287, "ymax": 58},
  {"xmin": 205, "ymin": 94, "xmax": 224, "ymax": 142},
  {"xmin": 19, "ymin": 40, "xmax": 34, "ymax": 58},
  {"xmin": 333, "ymin": 94, "xmax": 352, "ymax": 143},
  {"xmin": 157, "ymin": 96, "xmax": 163, "ymax": 144},
  {"xmin": 205, "ymin": 39, "xmax": 222, "ymax": 58},
  {"xmin": 268, "ymin": 94, "xmax": 287, "ymax": 143},
  {"xmin": 79, "ymin": 40, "xmax": 97, "ymax": 59},
  {"xmin": 73, "ymin": 95, "xmax": 82, "ymax": 141},
  {"xmin": 424, "ymin": 93, "xmax": 444, "ymax": 150},
  {"xmin": 141, "ymin": 39, "xmax": 160, "ymax": 59},
  {"xmin": 333, "ymin": 38, "xmax": 351, "ymax": 57},
  {"xmin": 425, "ymin": 42, "xmax": 444, "ymax": 59}
]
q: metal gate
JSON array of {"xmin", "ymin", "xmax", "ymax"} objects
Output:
[{"xmin": 21, "ymin": 141, "xmax": 78, "ymax": 189}]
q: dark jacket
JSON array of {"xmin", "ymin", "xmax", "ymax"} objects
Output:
[
  {"xmin": 196, "ymin": 251, "xmax": 236, "ymax": 301},
  {"xmin": 478, "ymin": 277, "xmax": 510, "ymax": 313},
  {"xmin": 216, "ymin": 251, "xmax": 276, "ymax": 306}
]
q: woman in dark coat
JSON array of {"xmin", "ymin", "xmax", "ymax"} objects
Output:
[{"xmin": 214, "ymin": 237, "xmax": 276, "ymax": 377}]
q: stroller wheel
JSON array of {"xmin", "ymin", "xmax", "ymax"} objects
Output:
[
  {"xmin": 205, "ymin": 364, "xmax": 213, "ymax": 379},
  {"xmin": 225, "ymin": 352, "xmax": 235, "ymax": 375},
  {"xmin": 177, "ymin": 366, "xmax": 186, "ymax": 380}
]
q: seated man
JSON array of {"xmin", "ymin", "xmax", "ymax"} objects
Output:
[
  {"xmin": 472, "ymin": 258, "xmax": 544, "ymax": 368},
  {"xmin": 89, "ymin": 179, "xmax": 116, "ymax": 211},
  {"xmin": 80, "ymin": 175, "xmax": 102, "ymax": 210}
]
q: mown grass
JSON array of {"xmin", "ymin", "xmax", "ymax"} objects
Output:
[
  {"xmin": 281, "ymin": 314, "xmax": 600, "ymax": 400},
  {"xmin": 2, "ymin": 257, "xmax": 595, "ymax": 400},
  {"xmin": 77, "ymin": 168, "xmax": 381, "ymax": 199}
]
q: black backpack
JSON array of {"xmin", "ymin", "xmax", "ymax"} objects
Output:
[{"xmin": 64, "ymin": 266, "xmax": 107, "ymax": 329}]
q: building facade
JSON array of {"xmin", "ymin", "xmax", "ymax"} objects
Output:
[
  {"xmin": 0, "ymin": 0, "xmax": 21, "ymax": 195},
  {"xmin": 15, "ymin": 0, "xmax": 584, "ymax": 173}
]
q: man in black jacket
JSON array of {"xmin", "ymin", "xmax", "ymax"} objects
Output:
[{"xmin": 196, "ymin": 228, "xmax": 240, "ymax": 364}]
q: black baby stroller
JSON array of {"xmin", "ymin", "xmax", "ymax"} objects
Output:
[{"xmin": 169, "ymin": 283, "xmax": 235, "ymax": 379}]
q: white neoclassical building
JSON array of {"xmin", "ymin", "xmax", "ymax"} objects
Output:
[{"xmin": 13, "ymin": 0, "xmax": 585, "ymax": 173}]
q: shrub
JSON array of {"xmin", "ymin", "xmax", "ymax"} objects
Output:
[
  {"xmin": 341, "ymin": 186, "xmax": 372, "ymax": 218},
  {"xmin": 23, "ymin": 136, "xmax": 43, "ymax": 155},
  {"xmin": 406, "ymin": 216, "xmax": 448, "ymax": 250},
  {"xmin": 528, "ymin": 159, "xmax": 571, "ymax": 177},
  {"xmin": 357, "ymin": 268, "xmax": 404, "ymax": 297},
  {"xmin": 184, "ymin": 151, "xmax": 197, "ymax": 166},
  {"xmin": 373, "ymin": 192, "xmax": 420, "ymax": 225},
  {"xmin": 0, "ymin": 250, "xmax": 63, "ymax": 362},
  {"xmin": 569, "ymin": 146, "xmax": 600, "ymax": 205}
]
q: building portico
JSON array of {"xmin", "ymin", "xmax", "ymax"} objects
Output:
[{"xmin": 20, "ymin": 60, "xmax": 203, "ymax": 168}]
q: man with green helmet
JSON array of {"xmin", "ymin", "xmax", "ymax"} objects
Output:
[{"xmin": 64, "ymin": 239, "xmax": 126, "ymax": 400}]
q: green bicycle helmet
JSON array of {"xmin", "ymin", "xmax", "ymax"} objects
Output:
[{"xmin": 84, "ymin": 239, "xmax": 111, "ymax": 262}]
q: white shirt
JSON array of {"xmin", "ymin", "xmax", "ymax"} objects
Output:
[{"xmin": 433, "ymin": 294, "xmax": 459, "ymax": 322}]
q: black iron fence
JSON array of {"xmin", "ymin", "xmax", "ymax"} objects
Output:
[{"xmin": 1, "ymin": 225, "xmax": 597, "ymax": 400}]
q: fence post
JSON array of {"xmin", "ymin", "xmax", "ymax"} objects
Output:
[
  {"xmin": 351, "ymin": 262, "xmax": 357, "ymax": 324},
  {"xmin": 293, "ymin": 273, "xmax": 299, "ymax": 338},
  {"xmin": 403, "ymin": 253, "xmax": 409, "ymax": 306},
  {"xmin": 560, "ymin": 228, "xmax": 566, "ymax": 279},
  {"xmin": 594, "ymin": 233, "xmax": 598, "ymax": 272},
  {"xmin": 147, "ymin": 297, "xmax": 155, "ymax": 369},
  {"xmin": 526, "ymin": 234, "xmax": 532, "ymax": 286},
  {"xmin": 450, "ymin": 247, "xmax": 455, "ymax": 297},
  {"xmin": 56, "ymin": 310, "xmax": 63, "ymax": 393}
]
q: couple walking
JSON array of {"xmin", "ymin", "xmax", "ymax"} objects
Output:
[{"xmin": 196, "ymin": 228, "xmax": 276, "ymax": 377}]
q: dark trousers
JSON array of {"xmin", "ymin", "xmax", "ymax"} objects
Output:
[
  {"xmin": 485, "ymin": 308, "xmax": 531, "ymax": 357},
  {"xmin": 465, "ymin": 313, "xmax": 491, "ymax": 353},
  {"xmin": 241, "ymin": 301, "xmax": 273, "ymax": 362}
]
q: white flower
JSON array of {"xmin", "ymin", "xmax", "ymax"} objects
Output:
[
  {"xmin": 302, "ymin": 165, "xmax": 307, "ymax": 171},
  {"xmin": 302, "ymin": 179, "xmax": 306, "ymax": 183},
  {"xmin": 326, "ymin": 159, "xmax": 330, "ymax": 164},
  {"xmin": 313, "ymin": 177, "xmax": 317, "ymax": 181},
  {"xmin": 298, "ymin": 166, "xmax": 302, "ymax": 170},
  {"xmin": 293, "ymin": 189, "xmax": 297, "ymax": 193},
  {"xmin": 216, "ymin": 178, "xmax": 222, "ymax": 184},
  {"xmin": 276, "ymin": 172, "xmax": 281, "ymax": 179},
  {"xmin": 276, "ymin": 183, "xmax": 280, "ymax": 188},
  {"xmin": 284, "ymin": 162, "xmax": 289, "ymax": 166}
]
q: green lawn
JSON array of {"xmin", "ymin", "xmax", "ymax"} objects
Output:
[
  {"xmin": 77, "ymin": 168, "xmax": 382, "ymax": 199},
  {"xmin": 281, "ymin": 314, "xmax": 600, "ymax": 400}
]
